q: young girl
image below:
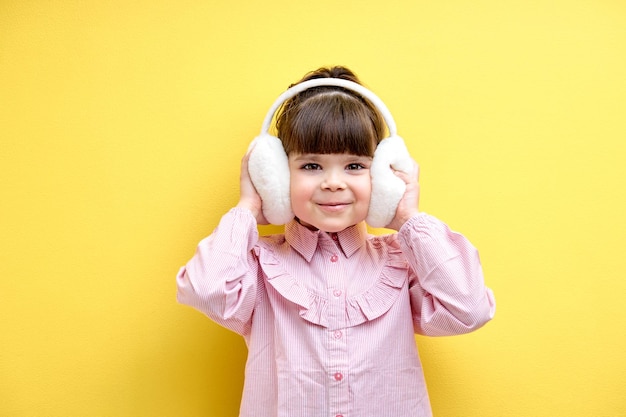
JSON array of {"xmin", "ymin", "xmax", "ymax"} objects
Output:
[{"xmin": 177, "ymin": 66, "xmax": 495, "ymax": 417}]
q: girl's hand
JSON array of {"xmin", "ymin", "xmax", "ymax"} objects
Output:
[
  {"xmin": 385, "ymin": 160, "xmax": 420, "ymax": 231},
  {"xmin": 236, "ymin": 150, "xmax": 269, "ymax": 225}
]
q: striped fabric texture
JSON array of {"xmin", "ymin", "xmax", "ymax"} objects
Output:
[{"xmin": 177, "ymin": 208, "xmax": 495, "ymax": 417}]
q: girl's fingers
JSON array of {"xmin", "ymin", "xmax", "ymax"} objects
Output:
[{"xmin": 393, "ymin": 161, "xmax": 419, "ymax": 184}]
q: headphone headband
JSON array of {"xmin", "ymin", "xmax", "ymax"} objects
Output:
[
  {"xmin": 260, "ymin": 78, "xmax": 397, "ymax": 136},
  {"xmin": 249, "ymin": 76, "xmax": 412, "ymax": 227}
]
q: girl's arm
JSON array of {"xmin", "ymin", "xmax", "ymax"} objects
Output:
[
  {"xmin": 176, "ymin": 208, "xmax": 260, "ymax": 336},
  {"xmin": 399, "ymin": 214, "xmax": 496, "ymax": 336},
  {"xmin": 176, "ymin": 151, "xmax": 265, "ymax": 335},
  {"xmin": 387, "ymin": 158, "xmax": 495, "ymax": 335}
]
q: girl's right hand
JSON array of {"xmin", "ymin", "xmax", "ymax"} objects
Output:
[{"xmin": 236, "ymin": 150, "xmax": 269, "ymax": 225}]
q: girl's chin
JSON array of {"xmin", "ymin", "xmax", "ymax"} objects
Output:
[{"xmin": 296, "ymin": 217, "xmax": 362, "ymax": 233}]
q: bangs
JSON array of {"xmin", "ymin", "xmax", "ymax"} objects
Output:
[{"xmin": 278, "ymin": 91, "xmax": 383, "ymax": 157}]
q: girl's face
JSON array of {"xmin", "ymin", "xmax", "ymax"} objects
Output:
[{"xmin": 288, "ymin": 153, "xmax": 372, "ymax": 233}]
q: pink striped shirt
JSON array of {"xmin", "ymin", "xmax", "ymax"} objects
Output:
[{"xmin": 177, "ymin": 207, "xmax": 495, "ymax": 417}]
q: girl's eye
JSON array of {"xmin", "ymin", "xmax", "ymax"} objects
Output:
[
  {"xmin": 302, "ymin": 163, "xmax": 321, "ymax": 170},
  {"xmin": 346, "ymin": 163, "xmax": 366, "ymax": 170}
]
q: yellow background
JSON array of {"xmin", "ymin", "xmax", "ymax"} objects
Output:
[{"xmin": 2, "ymin": 1, "xmax": 625, "ymax": 416}]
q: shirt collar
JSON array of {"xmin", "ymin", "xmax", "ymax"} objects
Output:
[{"xmin": 285, "ymin": 220, "xmax": 368, "ymax": 262}]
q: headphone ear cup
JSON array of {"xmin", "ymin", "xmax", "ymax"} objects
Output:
[
  {"xmin": 247, "ymin": 134, "xmax": 294, "ymax": 224},
  {"xmin": 367, "ymin": 135, "xmax": 413, "ymax": 228}
]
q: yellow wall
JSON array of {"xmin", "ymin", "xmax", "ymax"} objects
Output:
[{"xmin": 2, "ymin": 1, "xmax": 625, "ymax": 416}]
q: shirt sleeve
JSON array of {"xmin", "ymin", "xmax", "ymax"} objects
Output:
[
  {"xmin": 397, "ymin": 213, "xmax": 496, "ymax": 336},
  {"xmin": 176, "ymin": 207, "xmax": 260, "ymax": 336}
]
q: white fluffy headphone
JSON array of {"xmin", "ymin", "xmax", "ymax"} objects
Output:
[{"xmin": 248, "ymin": 78, "xmax": 413, "ymax": 228}]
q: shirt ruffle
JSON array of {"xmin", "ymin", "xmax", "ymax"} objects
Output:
[{"xmin": 255, "ymin": 240, "xmax": 409, "ymax": 329}]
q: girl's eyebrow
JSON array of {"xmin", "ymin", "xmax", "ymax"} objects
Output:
[
  {"xmin": 291, "ymin": 153, "xmax": 320, "ymax": 161},
  {"xmin": 344, "ymin": 155, "xmax": 373, "ymax": 164},
  {"xmin": 351, "ymin": 155, "xmax": 373, "ymax": 160}
]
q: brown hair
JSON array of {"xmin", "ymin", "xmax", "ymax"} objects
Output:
[{"xmin": 275, "ymin": 66, "xmax": 386, "ymax": 157}]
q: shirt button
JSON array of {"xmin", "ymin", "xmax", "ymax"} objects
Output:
[
  {"xmin": 333, "ymin": 330, "xmax": 342, "ymax": 339},
  {"xmin": 334, "ymin": 372, "xmax": 343, "ymax": 381},
  {"xmin": 330, "ymin": 254, "xmax": 339, "ymax": 262},
  {"xmin": 333, "ymin": 289, "xmax": 342, "ymax": 297}
]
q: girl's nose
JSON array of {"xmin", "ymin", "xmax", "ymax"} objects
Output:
[{"xmin": 321, "ymin": 169, "xmax": 347, "ymax": 191}]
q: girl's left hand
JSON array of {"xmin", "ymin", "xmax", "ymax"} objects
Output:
[{"xmin": 385, "ymin": 160, "xmax": 420, "ymax": 231}]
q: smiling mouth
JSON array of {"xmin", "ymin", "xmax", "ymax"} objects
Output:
[{"xmin": 317, "ymin": 202, "xmax": 351, "ymax": 212}]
